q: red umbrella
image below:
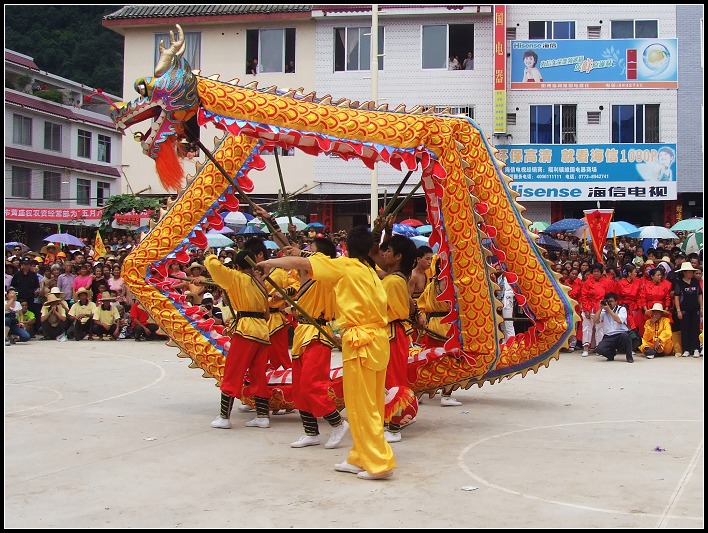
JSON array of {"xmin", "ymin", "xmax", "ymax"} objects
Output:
[{"xmin": 399, "ymin": 218, "xmax": 424, "ymax": 227}]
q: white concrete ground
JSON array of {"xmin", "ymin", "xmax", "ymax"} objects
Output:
[{"xmin": 4, "ymin": 339, "xmax": 704, "ymax": 528}]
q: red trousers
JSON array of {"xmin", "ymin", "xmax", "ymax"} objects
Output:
[
  {"xmin": 268, "ymin": 326, "xmax": 292, "ymax": 370},
  {"xmin": 221, "ymin": 334, "xmax": 270, "ymax": 399},
  {"xmin": 385, "ymin": 323, "xmax": 410, "ymax": 390},
  {"xmin": 292, "ymin": 340, "xmax": 336, "ymax": 417}
]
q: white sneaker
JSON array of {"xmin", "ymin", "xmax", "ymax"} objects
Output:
[
  {"xmin": 384, "ymin": 430, "xmax": 401, "ymax": 443},
  {"xmin": 237, "ymin": 404, "xmax": 255, "ymax": 413},
  {"xmin": 440, "ymin": 396, "xmax": 462, "ymax": 407},
  {"xmin": 682, "ymin": 351, "xmax": 690, "ymax": 357},
  {"xmin": 325, "ymin": 420, "xmax": 349, "ymax": 449},
  {"xmin": 290, "ymin": 434, "xmax": 321, "ymax": 448},
  {"xmin": 334, "ymin": 460, "xmax": 364, "ymax": 474},
  {"xmin": 357, "ymin": 470, "xmax": 393, "ymax": 480},
  {"xmin": 245, "ymin": 417, "xmax": 270, "ymax": 428},
  {"xmin": 581, "ymin": 349, "xmax": 589, "ymax": 357},
  {"xmin": 210, "ymin": 416, "xmax": 232, "ymax": 429},
  {"xmin": 57, "ymin": 334, "xmax": 67, "ymax": 342},
  {"xmin": 693, "ymin": 350, "xmax": 700, "ymax": 358},
  {"xmin": 675, "ymin": 352, "xmax": 682, "ymax": 358}
]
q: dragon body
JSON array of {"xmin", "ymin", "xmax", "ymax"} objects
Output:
[{"xmin": 111, "ymin": 26, "xmax": 577, "ymax": 411}]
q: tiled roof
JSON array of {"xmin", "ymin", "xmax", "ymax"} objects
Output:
[
  {"xmin": 6, "ymin": 90, "xmax": 116, "ymax": 129},
  {"xmin": 6, "ymin": 147, "xmax": 121, "ymax": 179},
  {"xmin": 5, "ymin": 50, "xmax": 39, "ymax": 70},
  {"xmin": 104, "ymin": 5, "xmax": 312, "ymax": 20}
]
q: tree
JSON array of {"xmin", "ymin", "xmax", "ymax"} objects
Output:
[{"xmin": 99, "ymin": 194, "xmax": 164, "ymax": 232}]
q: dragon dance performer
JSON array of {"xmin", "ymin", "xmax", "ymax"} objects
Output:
[
  {"xmin": 284, "ymin": 237, "xmax": 350, "ymax": 450},
  {"xmin": 260, "ymin": 225, "xmax": 396, "ymax": 480},
  {"xmin": 373, "ymin": 235, "xmax": 419, "ymax": 443},
  {"xmin": 206, "ymin": 250, "xmax": 273, "ymax": 430},
  {"xmin": 243, "ymin": 236, "xmax": 296, "ymax": 371},
  {"xmin": 417, "ymin": 257, "xmax": 463, "ymax": 407}
]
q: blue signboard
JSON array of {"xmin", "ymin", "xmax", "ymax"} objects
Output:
[
  {"xmin": 494, "ymin": 143, "xmax": 677, "ymax": 201},
  {"xmin": 510, "ymin": 39, "xmax": 678, "ymax": 89}
]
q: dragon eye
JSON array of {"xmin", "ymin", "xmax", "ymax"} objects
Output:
[{"xmin": 134, "ymin": 78, "xmax": 149, "ymax": 97}]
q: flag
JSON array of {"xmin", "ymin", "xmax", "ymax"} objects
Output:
[
  {"xmin": 583, "ymin": 209, "xmax": 614, "ymax": 265},
  {"xmin": 94, "ymin": 230, "xmax": 108, "ymax": 258}
]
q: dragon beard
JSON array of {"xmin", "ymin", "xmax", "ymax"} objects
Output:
[{"xmin": 155, "ymin": 137, "xmax": 185, "ymax": 192}]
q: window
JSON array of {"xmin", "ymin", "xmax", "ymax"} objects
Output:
[
  {"xmin": 334, "ymin": 26, "xmax": 384, "ymax": 72},
  {"xmin": 98, "ymin": 134, "xmax": 111, "ymax": 163},
  {"xmin": 506, "ymin": 27, "xmax": 517, "ymax": 41},
  {"xmin": 587, "ymin": 111, "xmax": 601, "ymax": 125},
  {"xmin": 506, "ymin": 113, "xmax": 517, "ymax": 126},
  {"xmin": 423, "ymin": 106, "xmax": 475, "ymax": 120},
  {"xmin": 529, "ymin": 21, "xmax": 576, "ymax": 39},
  {"xmin": 13, "ymin": 114, "xmax": 32, "ymax": 146},
  {"xmin": 77, "ymin": 178, "xmax": 91, "ymax": 206},
  {"xmin": 530, "ymin": 104, "xmax": 577, "ymax": 144},
  {"xmin": 78, "ymin": 130, "xmax": 91, "ymax": 159},
  {"xmin": 44, "ymin": 121, "xmax": 62, "ymax": 152},
  {"xmin": 611, "ymin": 104, "xmax": 659, "ymax": 143},
  {"xmin": 11, "ymin": 166, "xmax": 31, "ymax": 198},
  {"xmin": 246, "ymin": 28, "xmax": 295, "ymax": 74},
  {"xmin": 422, "ymin": 24, "xmax": 474, "ymax": 70},
  {"xmin": 43, "ymin": 171, "xmax": 61, "ymax": 201},
  {"xmin": 611, "ymin": 20, "xmax": 658, "ymax": 38},
  {"xmin": 587, "ymin": 26, "xmax": 602, "ymax": 39},
  {"xmin": 154, "ymin": 31, "xmax": 201, "ymax": 70},
  {"xmin": 97, "ymin": 181, "xmax": 110, "ymax": 207}
]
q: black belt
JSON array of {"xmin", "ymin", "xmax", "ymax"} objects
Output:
[
  {"xmin": 428, "ymin": 312, "xmax": 447, "ymax": 318},
  {"xmin": 297, "ymin": 316, "xmax": 328, "ymax": 326},
  {"xmin": 237, "ymin": 311, "xmax": 266, "ymax": 319},
  {"xmin": 269, "ymin": 307, "xmax": 282, "ymax": 313}
]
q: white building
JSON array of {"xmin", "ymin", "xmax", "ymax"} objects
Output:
[
  {"xmin": 5, "ymin": 49, "xmax": 123, "ymax": 247},
  {"xmin": 103, "ymin": 4, "xmax": 702, "ymax": 230}
]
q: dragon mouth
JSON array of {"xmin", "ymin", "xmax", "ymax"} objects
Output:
[{"xmin": 112, "ymin": 99, "xmax": 165, "ymax": 153}]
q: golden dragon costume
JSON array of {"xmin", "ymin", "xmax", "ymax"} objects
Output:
[{"xmin": 107, "ymin": 26, "xmax": 578, "ymax": 413}]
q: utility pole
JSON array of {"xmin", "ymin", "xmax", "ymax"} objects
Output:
[{"xmin": 370, "ymin": 4, "xmax": 379, "ymax": 228}]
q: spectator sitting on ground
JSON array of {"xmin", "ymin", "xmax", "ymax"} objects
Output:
[
  {"xmin": 67, "ymin": 287, "xmax": 96, "ymax": 341},
  {"xmin": 40, "ymin": 287, "xmax": 69, "ymax": 341},
  {"xmin": 92, "ymin": 292, "xmax": 121, "ymax": 340},
  {"xmin": 638, "ymin": 303, "xmax": 673, "ymax": 358}
]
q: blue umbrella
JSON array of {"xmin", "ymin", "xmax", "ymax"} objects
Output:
[
  {"xmin": 545, "ymin": 218, "xmax": 586, "ymax": 233},
  {"xmin": 392, "ymin": 224, "xmax": 419, "ymax": 237},
  {"xmin": 237, "ymin": 226, "xmax": 266, "ymax": 235},
  {"xmin": 206, "ymin": 232, "xmax": 235, "ymax": 248},
  {"xmin": 263, "ymin": 240, "xmax": 280, "ymax": 250},
  {"xmin": 43, "ymin": 233, "xmax": 86, "ymax": 248},
  {"xmin": 417, "ymin": 224, "xmax": 433, "ymax": 235},
  {"xmin": 306, "ymin": 222, "xmax": 327, "ymax": 231},
  {"xmin": 536, "ymin": 233, "xmax": 563, "ymax": 251}
]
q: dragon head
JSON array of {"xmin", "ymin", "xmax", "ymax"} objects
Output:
[{"xmin": 111, "ymin": 24, "xmax": 199, "ymax": 190}]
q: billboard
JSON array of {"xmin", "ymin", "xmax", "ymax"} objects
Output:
[
  {"xmin": 510, "ymin": 39, "xmax": 678, "ymax": 89},
  {"xmin": 494, "ymin": 143, "xmax": 677, "ymax": 201}
]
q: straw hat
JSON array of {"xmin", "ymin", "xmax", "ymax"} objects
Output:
[
  {"xmin": 188, "ymin": 262, "xmax": 204, "ymax": 272},
  {"xmin": 41, "ymin": 244, "xmax": 58, "ymax": 255},
  {"xmin": 76, "ymin": 287, "xmax": 90, "ymax": 297},
  {"xmin": 646, "ymin": 303, "xmax": 670, "ymax": 316},
  {"xmin": 98, "ymin": 291, "xmax": 116, "ymax": 302},
  {"xmin": 677, "ymin": 262, "xmax": 697, "ymax": 272},
  {"xmin": 48, "ymin": 286, "xmax": 65, "ymax": 300}
]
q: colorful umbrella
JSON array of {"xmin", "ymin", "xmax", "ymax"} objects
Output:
[
  {"xmin": 205, "ymin": 232, "xmax": 235, "ymax": 248},
  {"xmin": 545, "ymin": 218, "xmax": 587, "ymax": 233},
  {"xmin": 399, "ymin": 218, "xmax": 424, "ymax": 227},
  {"xmin": 681, "ymin": 229, "xmax": 703, "ymax": 254},
  {"xmin": 392, "ymin": 224, "xmax": 419, "ymax": 237},
  {"xmin": 671, "ymin": 218, "xmax": 703, "ymax": 232},
  {"xmin": 535, "ymin": 233, "xmax": 564, "ymax": 251},
  {"xmin": 529, "ymin": 221, "xmax": 550, "ymax": 233},
  {"xmin": 275, "ymin": 216, "xmax": 307, "ymax": 232},
  {"xmin": 306, "ymin": 222, "xmax": 327, "ymax": 231},
  {"xmin": 237, "ymin": 226, "xmax": 266, "ymax": 235},
  {"xmin": 43, "ymin": 233, "xmax": 86, "ymax": 248},
  {"xmin": 629, "ymin": 226, "xmax": 679, "ymax": 240}
]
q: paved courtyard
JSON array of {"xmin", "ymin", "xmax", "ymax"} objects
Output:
[{"xmin": 4, "ymin": 339, "xmax": 703, "ymax": 528}]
